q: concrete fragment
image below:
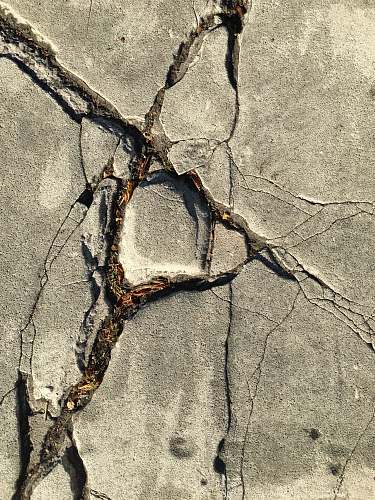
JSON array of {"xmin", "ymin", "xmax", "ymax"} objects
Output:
[
  {"xmin": 210, "ymin": 223, "xmax": 248, "ymax": 275},
  {"xmin": 161, "ymin": 27, "xmax": 237, "ymax": 142},
  {"xmin": 119, "ymin": 172, "xmax": 212, "ymax": 285},
  {"xmin": 169, "ymin": 138, "xmax": 215, "ymax": 175},
  {"xmin": 29, "ymin": 178, "xmax": 119, "ymax": 415}
]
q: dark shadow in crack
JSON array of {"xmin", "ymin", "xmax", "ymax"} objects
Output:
[
  {"xmin": 1, "ymin": 56, "xmax": 81, "ymax": 122},
  {"xmin": 213, "ymin": 438, "xmax": 227, "ymax": 475},
  {"xmin": 63, "ymin": 443, "xmax": 88, "ymax": 500},
  {"xmin": 12, "ymin": 374, "xmax": 33, "ymax": 500},
  {"xmin": 254, "ymin": 251, "xmax": 296, "ymax": 281},
  {"xmin": 77, "ymin": 187, "xmax": 94, "ymax": 209}
]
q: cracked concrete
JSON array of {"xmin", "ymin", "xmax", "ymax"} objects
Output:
[
  {"xmin": 74, "ymin": 289, "xmax": 229, "ymax": 499},
  {"xmin": 1, "ymin": 0, "xmax": 375, "ymax": 499}
]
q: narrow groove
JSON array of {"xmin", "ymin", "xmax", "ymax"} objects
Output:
[
  {"xmin": 65, "ymin": 426, "xmax": 89, "ymax": 500},
  {"xmin": 12, "ymin": 374, "xmax": 33, "ymax": 500}
]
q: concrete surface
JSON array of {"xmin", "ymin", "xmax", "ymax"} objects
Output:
[{"xmin": 1, "ymin": 1, "xmax": 375, "ymax": 499}]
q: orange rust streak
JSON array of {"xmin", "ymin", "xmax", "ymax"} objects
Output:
[
  {"xmin": 138, "ymin": 154, "xmax": 152, "ymax": 180},
  {"xmin": 118, "ymin": 179, "xmax": 135, "ymax": 207},
  {"xmin": 187, "ymin": 170, "xmax": 204, "ymax": 192},
  {"xmin": 116, "ymin": 279, "xmax": 169, "ymax": 308}
]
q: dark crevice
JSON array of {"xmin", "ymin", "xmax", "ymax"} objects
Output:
[
  {"xmin": 213, "ymin": 438, "xmax": 227, "ymax": 475},
  {"xmin": 90, "ymin": 489, "xmax": 112, "ymax": 500},
  {"xmin": 254, "ymin": 251, "xmax": 297, "ymax": 281},
  {"xmin": 1, "ymin": 55, "xmax": 81, "ymax": 122},
  {"xmin": 224, "ymin": 283, "xmax": 233, "ymax": 435},
  {"xmin": 165, "ymin": 14, "xmax": 215, "ymax": 89},
  {"xmin": 12, "ymin": 374, "xmax": 33, "ymax": 500},
  {"xmin": 222, "ymin": 23, "xmax": 240, "ymax": 91},
  {"xmin": 78, "ymin": 122, "xmax": 90, "ymax": 186},
  {"xmin": 65, "ymin": 426, "xmax": 89, "ymax": 500},
  {"xmin": 213, "ymin": 281, "xmax": 233, "ymax": 495},
  {"xmin": 77, "ymin": 187, "xmax": 94, "ymax": 209}
]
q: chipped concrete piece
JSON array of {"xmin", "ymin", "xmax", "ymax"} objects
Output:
[
  {"xmin": 210, "ymin": 223, "xmax": 248, "ymax": 275},
  {"xmin": 2, "ymin": 1, "xmax": 375, "ymax": 499},
  {"xmin": 169, "ymin": 138, "xmax": 215, "ymax": 175},
  {"xmin": 161, "ymin": 27, "xmax": 237, "ymax": 142},
  {"xmin": 119, "ymin": 172, "xmax": 212, "ymax": 285}
]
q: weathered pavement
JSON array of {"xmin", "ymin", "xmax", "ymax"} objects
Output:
[{"xmin": 1, "ymin": 1, "xmax": 375, "ymax": 499}]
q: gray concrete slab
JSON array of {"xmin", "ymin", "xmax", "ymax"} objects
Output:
[{"xmin": 2, "ymin": 1, "xmax": 375, "ymax": 499}]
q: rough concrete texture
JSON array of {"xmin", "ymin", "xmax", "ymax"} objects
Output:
[{"xmin": 1, "ymin": 1, "xmax": 375, "ymax": 499}]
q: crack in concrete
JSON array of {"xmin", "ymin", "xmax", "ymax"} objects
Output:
[
  {"xmin": 90, "ymin": 489, "xmax": 112, "ymax": 500},
  {"xmin": 210, "ymin": 288, "xmax": 278, "ymax": 324},
  {"xmin": 66, "ymin": 426, "xmax": 89, "ymax": 500},
  {"xmin": 13, "ymin": 374, "xmax": 33, "ymax": 500},
  {"xmin": 222, "ymin": 287, "xmax": 300, "ymax": 498},
  {"xmin": 85, "ymin": 0, "xmax": 94, "ymax": 38},
  {"xmin": 223, "ymin": 281, "xmax": 233, "ymax": 498},
  {"xmin": 332, "ymin": 404, "xmax": 375, "ymax": 500},
  {"xmin": 270, "ymin": 248, "xmax": 375, "ymax": 348},
  {"xmin": 18, "ymin": 200, "xmax": 88, "ymax": 379},
  {"xmin": 9, "ymin": 2, "xmax": 252, "ymax": 495},
  {"xmin": 244, "ymin": 171, "xmax": 375, "ymax": 208},
  {"xmin": 239, "ymin": 376, "xmax": 252, "ymax": 500},
  {"xmin": 0, "ymin": 385, "xmax": 17, "ymax": 408},
  {"xmin": 247, "ymin": 288, "xmax": 300, "ymax": 396},
  {"xmin": 287, "ymin": 211, "xmax": 364, "ymax": 249}
]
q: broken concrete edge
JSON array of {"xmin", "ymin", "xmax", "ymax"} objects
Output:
[{"xmin": 0, "ymin": 2, "xmax": 143, "ymax": 129}]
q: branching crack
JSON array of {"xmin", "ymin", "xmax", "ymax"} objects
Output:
[
  {"xmin": 18, "ymin": 198, "xmax": 88, "ymax": 378},
  {"xmin": 226, "ymin": 287, "xmax": 300, "ymax": 498}
]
